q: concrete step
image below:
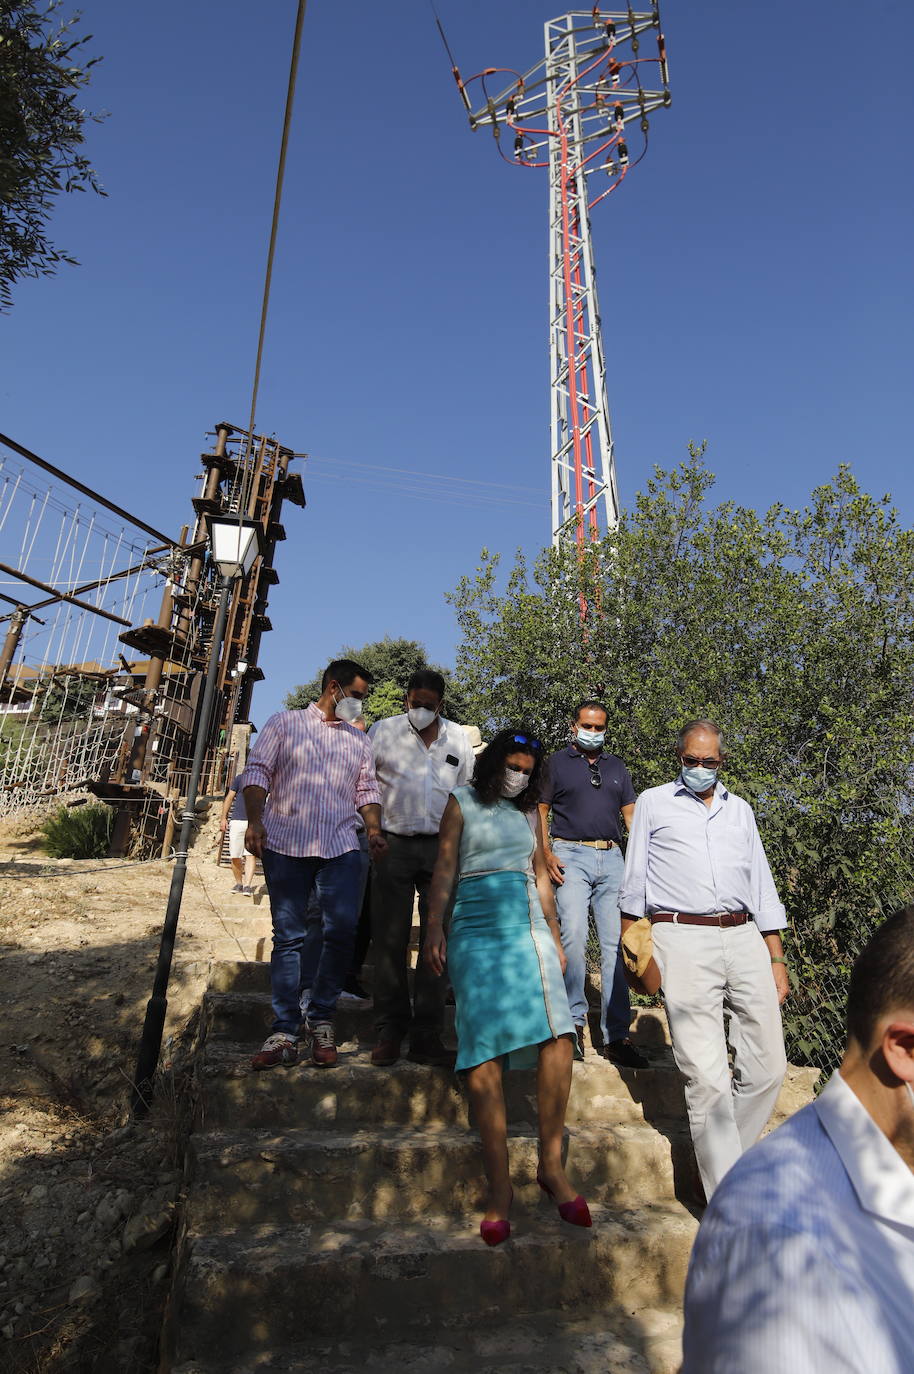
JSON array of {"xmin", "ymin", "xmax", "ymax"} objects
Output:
[
  {"xmin": 204, "ymin": 989, "xmax": 456, "ymax": 1046},
  {"xmin": 198, "ymin": 1041, "xmax": 686, "ymax": 1133},
  {"xmin": 186, "ymin": 1121, "xmax": 694, "ymax": 1229},
  {"xmin": 173, "ymin": 1304, "xmax": 684, "ymax": 1374},
  {"xmin": 175, "ymin": 1203, "xmax": 698, "ymax": 1363},
  {"xmin": 203, "ymin": 989, "xmax": 673, "ymax": 1055}
]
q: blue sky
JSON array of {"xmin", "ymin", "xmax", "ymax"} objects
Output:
[{"xmin": 3, "ymin": 0, "xmax": 913, "ymax": 723}]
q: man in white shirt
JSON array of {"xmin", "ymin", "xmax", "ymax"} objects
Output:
[
  {"xmin": 368, "ymin": 669, "xmax": 475, "ymax": 1068},
  {"xmin": 682, "ymin": 904, "xmax": 914, "ymax": 1374},
  {"xmin": 618, "ymin": 718, "xmax": 789, "ymax": 1198}
]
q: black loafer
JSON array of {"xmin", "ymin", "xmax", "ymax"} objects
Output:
[
  {"xmin": 604, "ymin": 1038, "xmax": 649, "ymax": 1070},
  {"xmin": 408, "ymin": 1036, "xmax": 456, "ymax": 1069}
]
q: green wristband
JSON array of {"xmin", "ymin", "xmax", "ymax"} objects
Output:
[{"xmin": 770, "ymin": 956, "xmax": 788, "ymax": 966}]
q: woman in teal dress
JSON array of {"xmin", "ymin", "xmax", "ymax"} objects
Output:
[{"xmin": 425, "ymin": 728, "xmax": 591, "ymax": 1245}]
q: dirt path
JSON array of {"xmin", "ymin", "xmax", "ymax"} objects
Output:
[{"xmin": 0, "ymin": 806, "xmax": 270, "ymax": 1372}]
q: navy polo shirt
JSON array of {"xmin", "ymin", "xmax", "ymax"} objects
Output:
[{"xmin": 540, "ymin": 746, "xmax": 636, "ymax": 843}]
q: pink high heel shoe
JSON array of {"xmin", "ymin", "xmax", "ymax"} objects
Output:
[
  {"xmin": 536, "ymin": 1172, "xmax": 592, "ymax": 1228},
  {"xmin": 479, "ymin": 1188, "xmax": 513, "ymax": 1246}
]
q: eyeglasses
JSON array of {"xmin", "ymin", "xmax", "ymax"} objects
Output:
[
  {"xmin": 587, "ymin": 759, "xmax": 602, "ymax": 788},
  {"xmin": 681, "ymin": 755, "xmax": 721, "ymax": 768},
  {"xmin": 511, "ymin": 733, "xmax": 541, "ymax": 750}
]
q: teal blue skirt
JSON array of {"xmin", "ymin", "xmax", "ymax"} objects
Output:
[{"xmin": 448, "ymin": 870, "xmax": 576, "ymax": 1072}]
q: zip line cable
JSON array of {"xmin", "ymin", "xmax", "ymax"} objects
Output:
[{"xmin": 239, "ymin": 0, "xmax": 308, "ymax": 514}]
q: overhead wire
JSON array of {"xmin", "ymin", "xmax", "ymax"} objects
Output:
[{"xmin": 238, "ymin": 0, "xmax": 308, "ymax": 519}]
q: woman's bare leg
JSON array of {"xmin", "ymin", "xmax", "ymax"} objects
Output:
[
  {"xmin": 536, "ymin": 1034, "xmax": 577, "ymax": 1204},
  {"xmin": 465, "ymin": 1058, "xmax": 512, "ymax": 1220}
]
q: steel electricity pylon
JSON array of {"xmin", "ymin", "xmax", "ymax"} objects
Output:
[{"xmin": 451, "ymin": 7, "xmax": 670, "ymax": 547}]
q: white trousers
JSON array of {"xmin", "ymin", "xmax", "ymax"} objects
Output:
[{"xmin": 652, "ymin": 919, "xmax": 787, "ymax": 1198}]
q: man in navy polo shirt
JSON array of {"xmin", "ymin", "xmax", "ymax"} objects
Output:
[{"xmin": 538, "ymin": 700, "xmax": 647, "ymax": 1069}]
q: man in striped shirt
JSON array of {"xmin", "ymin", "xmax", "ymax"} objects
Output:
[{"xmin": 242, "ymin": 659, "xmax": 386, "ymax": 1070}]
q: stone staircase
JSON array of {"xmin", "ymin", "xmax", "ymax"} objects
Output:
[{"xmin": 167, "ymin": 961, "xmax": 816, "ymax": 1373}]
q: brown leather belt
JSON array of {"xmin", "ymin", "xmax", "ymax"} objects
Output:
[
  {"xmin": 651, "ymin": 910, "xmax": 750, "ymax": 928},
  {"xmin": 554, "ymin": 838, "xmax": 616, "ymax": 850}
]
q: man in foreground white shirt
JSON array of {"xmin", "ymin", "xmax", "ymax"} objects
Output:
[{"xmin": 682, "ymin": 903, "xmax": 914, "ymax": 1373}]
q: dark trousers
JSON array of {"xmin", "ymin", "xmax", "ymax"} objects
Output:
[{"xmin": 371, "ymin": 832, "xmax": 446, "ymax": 1043}]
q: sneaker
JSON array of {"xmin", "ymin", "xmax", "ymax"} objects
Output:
[
  {"xmin": 575, "ymin": 1024, "xmax": 587, "ymax": 1057},
  {"xmin": 306, "ymin": 1020, "xmax": 338, "ymax": 1068},
  {"xmin": 337, "ymin": 985, "xmax": 371, "ymax": 1006},
  {"xmin": 240, "ymin": 885, "xmax": 254, "ymax": 897},
  {"xmin": 251, "ymin": 1033, "xmax": 298, "ymax": 1071},
  {"xmin": 230, "ymin": 883, "xmax": 243, "ymax": 894},
  {"xmin": 370, "ymin": 1039, "xmax": 402, "ymax": 1067},
  {"xmin": 339, "ymin": 976, "xmax": 370, "ymax": 1002},
  {"xmin": 604, "ymin": 1038, "xmax": 649, "ymax": 1070},
  {"xmin": 408, "ymin": 1034, "xmax": 456, "ymax": 1069}
]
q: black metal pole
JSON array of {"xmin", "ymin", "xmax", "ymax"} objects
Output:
[{"xmin": 131, "ymin": 574, "xmax": 234, "ymax": 1116}]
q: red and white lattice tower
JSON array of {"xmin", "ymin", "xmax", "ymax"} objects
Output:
[{"xmin": 454, "ymin": 8, "xmax": 670, "ymax": 547}]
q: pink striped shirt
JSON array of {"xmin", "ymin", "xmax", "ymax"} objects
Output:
[{"xmin": 240, "ymin": 703, "xmax": 381, "ymax": 859}]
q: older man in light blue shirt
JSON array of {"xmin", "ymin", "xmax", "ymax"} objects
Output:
[
  {"xmin": 619, "ymin": 718, "xmax": 789, "ymax": 1197},
  {"xmin": 682, "ymin": 905, "xmax": 914, "ymax": 1373}
]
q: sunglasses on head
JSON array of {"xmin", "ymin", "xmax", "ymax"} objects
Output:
[{"xmin": 511, "ymin": 733, "xmax": 541, "ymax": 751}]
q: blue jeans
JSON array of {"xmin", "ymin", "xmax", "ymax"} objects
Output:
[
  {"xmin": 302, "ymin": 834, "xmax": 371, "ymax": 990},
  {"xmin": 262, "ymin": 847, "xmax": 363, "ymax": 1034},
  {"xmin": 553, "ymin": 840, "xmax": 631, "ymax": 1044}
]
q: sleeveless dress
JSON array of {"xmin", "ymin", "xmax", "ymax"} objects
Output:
[{"xmin": 447, "ymin": 784, "xmax": 575, "ymax": 1072}]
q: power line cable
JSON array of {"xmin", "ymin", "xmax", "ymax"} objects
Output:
[
  {"xmin": 299, "ymin": 453, "xmax": 542, "ymax": 495},
  {"xmin": 239, "ymin": 0, "xmax": 308, "ymax": 512}
]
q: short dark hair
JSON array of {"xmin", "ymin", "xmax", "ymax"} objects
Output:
[
  {"xmin": 321, "ymin": 659, "xmax": 373, "ymax": 691},
  {"xmin": 676, "ymin": 718, "xmax": 725, "ymax": 754},
  {"xmin": 573, "ymin": 699, "xmax": 608, "ymax": 724},
  {"xmin": 471, "ymin": 726, "xmax": 544, "ymax": 813},
  {"xmin": 846, "ymin": 905, "xmax": 914, "ymax": 1050},
  {"xmin": 406, "ymin": 668, "xmax": 446, "ymax": 700}
]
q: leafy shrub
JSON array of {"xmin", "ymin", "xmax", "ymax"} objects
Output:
[{"xmin": 41, "ymin": 803, "xmax": 112, "ymax": 859}]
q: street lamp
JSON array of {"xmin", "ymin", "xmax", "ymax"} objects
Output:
[{"xmin": 131, "ymin": 515, "xmax": 263, "ymax": 1115}]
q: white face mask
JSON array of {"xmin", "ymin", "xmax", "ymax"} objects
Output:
[
  {"xmin": 501, "ymin": 768, "xmax": 529, "ymax": 799},
  {"xmin": 407, "ymin": 705, "xmax": 438, "ymax": 731},
  {"xmin": 906, "ymin": 1082, "xmax": 914, "ymax": 1113},
  {"xmin": 334, "ymin": 689, "xmax": 362, "ymax": 723}
]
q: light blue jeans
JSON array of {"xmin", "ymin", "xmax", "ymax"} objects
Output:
[{"xmin": 553, "ymin": 840, "xmax": 631, "ymax": 1044}]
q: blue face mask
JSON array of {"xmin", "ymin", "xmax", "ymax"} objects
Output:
[
  {"xmin": 576, "ymin": 728, "xmax": 605, "ymax": 750},
  {"xmin": 681, "ymin": 765, "xmax": 718, "ymax": 794}
]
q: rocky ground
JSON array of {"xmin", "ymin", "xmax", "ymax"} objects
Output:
[{"xmin": 0, "ymin": 803, "xmax": 268, "ymax": 1372}]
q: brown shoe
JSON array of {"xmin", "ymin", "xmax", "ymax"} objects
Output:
[
  {"xmin": 251, "ymin": 1033, "xmax": 298, "ymax": 1071},
  {"xmin": 306, "ymin": 1020, "xmax": 338, "ymax": 1067},
  {"xmin": 371, "ymin": 1039, "xmax": 401, "ymax": 1067}
]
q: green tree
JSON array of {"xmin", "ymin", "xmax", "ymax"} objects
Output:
[
  {"xmin": 448, "ymin": 448, "xmax": 914, "ymax": 1074},
  {"xmin": 38, "ymin": 673, "xmax": 99, "ymax": 723},
  {"xmin": 360, "ymin": 679, "xmax": 403, "ymax": 727},
  {"xmin": 0, "ymin": 0, "xmax": 105, "ymax": 310},
  {"xmin": 285, "ymin": 636, "xmax": 466, "ymax": 723}
]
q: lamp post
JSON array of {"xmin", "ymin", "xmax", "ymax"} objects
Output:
[{"xmin": 131, "ymin": 516, "xmax": 263, "ymax": 1116}]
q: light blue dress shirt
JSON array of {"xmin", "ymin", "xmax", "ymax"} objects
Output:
[
  {"xmin": 682, "ymin": 1071, "xmax": 914, "ymax": 1373},
  {"xmin": 618, "ymin": 778, "xmax": 786, "ymax": 930}
]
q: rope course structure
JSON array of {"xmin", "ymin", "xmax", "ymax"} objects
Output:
[
  {"xmin": 0, "ymin": 451, "xmax": 165, "ymax": 814},
  {"xmin": 0, "ymin": 425, "xmax": 303, "ymax": 854},
  {"xmin": 440, "ymin": 5, "xmax": 671, "ymax": 548}
]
